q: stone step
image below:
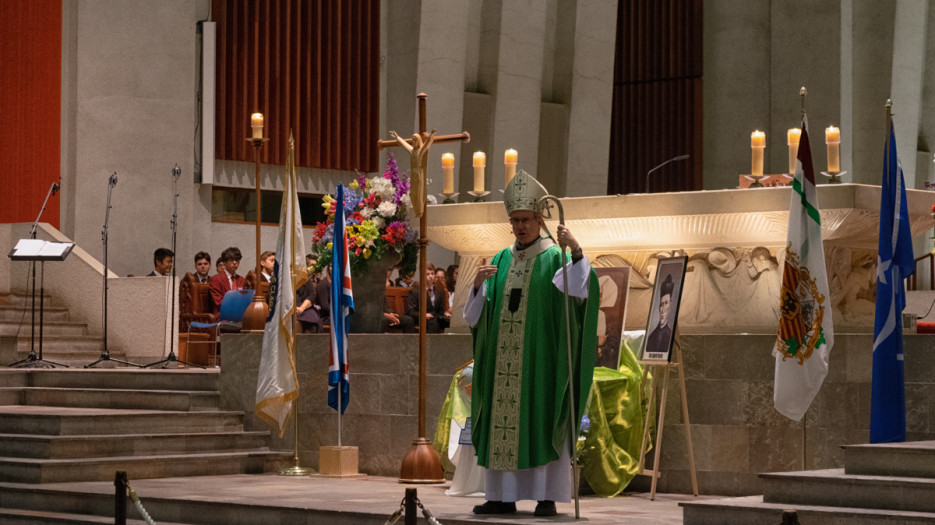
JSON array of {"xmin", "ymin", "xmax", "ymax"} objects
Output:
[
  {"xmin": 0, "ymin": 292, "xmax": 54, "ymax": 307},
  {"xmin": 0, "ymin": 450, "xmax": 292, "ymax": 483},
  {"xmin": 0, "ymin": 430, "xmax": 271, "ymax": 459},
  {"xmin": 0, "ymin": 305, "xmax": 70, "ymax": 322},
  {"xmin": 0, "ymin": 406, "xmax": 245, "ymax": 436},
  {"xmin": 17, "ymin": 335, "xmax": 104, "ymax": 355},
  {"xmin": 0, "ymin": 507, "xmax": 186, "ymax": 525},
  {"xmin": 681, "ymin": 495, "xmax": 935, "ymax": 525},
  {"xmin": 761, "ymin": 468, "xmax": 935, "ymax": 513},
  {"xmin": 0, "ymin": 320, "xmax": 88, "ymax": 337},
  {"xmin": 844, "ymin": 441, "xmax": 935, "ymax": 478},
  {"xmin": 18, "ymin": 369, "xmax": 219, "ymax": 391},
  {"xmin": 1, "ymin": 387, "xmax": 220, "ymax": 411}
]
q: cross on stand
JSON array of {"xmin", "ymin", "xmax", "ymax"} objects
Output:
[{"xmin": 377, "ymin": 93, "xmax": 470, "ymax": 483}]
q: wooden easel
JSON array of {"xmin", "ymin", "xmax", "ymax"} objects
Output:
[{"xmin": 637, "ymin": 329, "xmax": 698, "ymax": 499}]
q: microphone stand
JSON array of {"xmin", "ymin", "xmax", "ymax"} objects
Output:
[
  {"xmin": 147, "ymin": 164, "xmax": 200, "ymax": 368},
  {"xmin": 644, "ymin": 154, "xmax": 690, "ymax": 193},
  {"xmin": 9, "ymin": 182, "xmax": 67, "ymax": 368},
  {"xmin": 87, "ymin": 173, "xmax": 141, "ymax": 368}
]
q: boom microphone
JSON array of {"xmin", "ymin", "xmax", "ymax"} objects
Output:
[{"xmin": 645, "ymin": 154, "xmax": 690, "ymax": 193}]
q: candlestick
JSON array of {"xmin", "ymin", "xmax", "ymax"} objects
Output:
[
  {"xmin": 825, "ymin": 125, "xmax": 840, "ymax": 173},
  {"xmin": 751, "ymin": 130, "xmax": 765, "ymax": 177},
  {"xmin": 441, "ymin": 153, "xmax": 455, "ymax": 194},
  {"xmin": 251, "ymin": 113, "xmax": 264, "ymax": 140},
  {"xmin": 473, "ymin": 151, "xmax": 486, "ymax": 192},
  {"xmin": 787, "ymin": 128, "xmax": 801, "ymax": 175},
  {"xmin": 504, "ymin": 148, "xmax": 518, "ymax": 187}
]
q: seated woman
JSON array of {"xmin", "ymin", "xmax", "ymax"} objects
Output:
[{"xmin": 295, "ymin": 276, "xmax": 325, "ymax": 333}]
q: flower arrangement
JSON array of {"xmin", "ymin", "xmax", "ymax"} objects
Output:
[{"xmin": 311, "ymin": 153, "xmax": 419, "ymax": 277}]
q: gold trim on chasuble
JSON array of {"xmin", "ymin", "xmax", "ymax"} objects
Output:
[{"xmin": 488, "ymin": 239, "xmax": 554, "ymax": 471}]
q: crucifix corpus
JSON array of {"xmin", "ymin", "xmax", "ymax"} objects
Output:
[{"xmin": 377, "ymin": 92, "xmax": 470, "ymax": 483}]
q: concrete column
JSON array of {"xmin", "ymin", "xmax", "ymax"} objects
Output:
[
  {"xmin": 486, "ymin": 0, "xmax": 548, "ymax": 194},
  {"xmin": 561, "ymin": 0, "xmax": 617, "ymax": 197},
  {"xmin": 890, "ymin": 0, "xmax": 928, "ymax": 188}
]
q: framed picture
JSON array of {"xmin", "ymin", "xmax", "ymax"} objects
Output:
[
  {"xmin": 640, "ymin": 256, "xmax": 688, "ymax": 363},
  {"xmin": 594, "ymin": 267, "xmax": 630, "ymax": 370}
]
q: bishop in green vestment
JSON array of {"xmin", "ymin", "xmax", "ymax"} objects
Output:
[{"xmin": 464, "ymin": 170, "xmax": 599, "ymax": 517}]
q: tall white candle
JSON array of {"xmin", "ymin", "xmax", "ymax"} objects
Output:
[
  {"xmin": 251, "ymin": 113, "xmax": 264, "ymax": 139},
  {"xmin": 473, "ymin": 152, "xmax": 486, "ymax": 192},
  {"xmin": 442, "ymin": 153, "xmax": 455, "ymax": 194}
]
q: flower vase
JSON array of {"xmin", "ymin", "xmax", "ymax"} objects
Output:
[{"xmin": 348, "ymin": 256, "xmax": 398, "ymax": 334}]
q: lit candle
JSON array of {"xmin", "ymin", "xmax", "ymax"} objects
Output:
[
  {"xmin": 251, "ymin": 113, "xmax": 264, "ymax": 140},
  {"xmin": 473, "ymin": 151, "xmax": 486, "ymax": 192},
  {"xmin": 442, "ymin": 153, "xmax": 455, "ymax": 194},
  {"xmin": 504, "ymin": 148, "xmax": 518, "ymax": 186},
  {"xmin": 825, "ymin": 126, "xmax": 840, "ymax": 173},
  {"xmin": 751, "ymin": 130, "xmax": 765, "ymax": 177},
  {"xmin": 787, "ymin": 128, "xmax": 801, "ymax": 175}
]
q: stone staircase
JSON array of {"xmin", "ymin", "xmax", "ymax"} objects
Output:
[
  {"xmin": 0, "ymin": 292, "xmax": 135, "ymax": 368},
  {"xmin": 0, "ymin": 369, "xmax": 291, "ymax": 485},
  {"xmin": 681, "ymin": 441, "xmax": 935, "ymax": 524}
]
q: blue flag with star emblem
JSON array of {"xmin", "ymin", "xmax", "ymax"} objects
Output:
[{"xmin": 870, "ymin": 122, "xmax": 915, "ymax": 443}]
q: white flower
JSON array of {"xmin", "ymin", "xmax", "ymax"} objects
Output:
[
  {"xmin": 377, "ymin": 201, "xmax": 398, "ymax": 218},
  {"xmin": 400, "ymin": 194, "xmax": 412, "ymax": 207},
  {"xmin": 371, "ymin": 215, "xmax": 385, "ymax": 229},
  {"xmin": 369, "ymin": 177, "xmax": 395, "ymax": 201},
  {"xmin": 360, "ymin": 206, "xmax": 374, "ymax": 219}
]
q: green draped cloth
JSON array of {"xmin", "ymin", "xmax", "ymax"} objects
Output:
[
  {"xmin": 471, "ymin": 240, "xmax": 599, "ymax": 471},
  {"xmin": 433, "ymin": 365, "xmax": 472, "ymax": 474},
  {"xmin": 577, "ymin": 336, "xmax": 654, "ymax": 497}
]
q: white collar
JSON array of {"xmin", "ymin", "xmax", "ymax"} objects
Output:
[{"xmin": 510, "ymin": 237, "xmax": 555, "ymax": 262}]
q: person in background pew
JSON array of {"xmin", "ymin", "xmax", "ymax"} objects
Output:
[
  {"xmin": 209, "ymin": 247, "xmax": 244, "ymax": 314},
  {"xmin": 193, "ymin": 251, "xmax": 211, "ymax": 283},
  {"xmin": 148, "ymin": 248, "xmax": 174, "ymax": 277},
  {"xmin": 407, "ymin": 264, "xmax": 449, "ymax": 333},
  {"xmin": 295, "ymin": 274, "xmax": 324, "ymax": 333},
  {"xmin": 260, "ymin": 251, "xmax": 275, "ymax": 282},
  {"xmin": 435, "ymin": 267, "xmax": 452, "ymax": 324},
  {"xmin": 446, "ymin": 264, "xmax": 459, "ymax": 310},
  {"xmin": 216, "ymin": 258, "xmax": 225, "ymax": 275}
]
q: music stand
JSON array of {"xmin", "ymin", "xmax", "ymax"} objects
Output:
[{"xmin": 8, "ymin": 239, "xmax": 74, "ymax": 368}]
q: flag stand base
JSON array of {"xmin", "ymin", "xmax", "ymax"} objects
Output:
[
  {"xmin": 399, "ymin": 437, "xmax": 445, "ymax": 483},
  {"xmin": 318, "ymin": 446, "xmax": 362, "ymax": 477},
  {"xmin": 636, "ymin": 329, "xmax": 698, "ymax": 500}
]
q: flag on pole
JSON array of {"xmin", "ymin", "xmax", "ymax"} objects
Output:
[
  {"xmin": 329, "ymin": 183, "xmax": 354, "ymax": 414},
  {"xmin": 773, "ymin": 119, "xmax": 835, "ymax": 421},
  {"xmin": 255, "ymin": 140, "xmax": 307, "ymax": 436},
  {"xmin": 870, "ymin": 122, "xmax": 915, "ymax": 443}
]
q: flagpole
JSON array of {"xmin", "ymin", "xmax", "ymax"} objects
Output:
[{"xmin": 800, "ymin": 86, "xmax": 808, "ymax": 472}]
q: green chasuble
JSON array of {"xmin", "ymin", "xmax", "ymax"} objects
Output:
[{"xmin": 471, "ymin": 238, "xmax": 599, "ymax": 471}]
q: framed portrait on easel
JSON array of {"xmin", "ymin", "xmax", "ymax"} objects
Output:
[
  {"xmin": 594, "ymin": 266, "xmax": 630, "ymax": 370},
  {"xmin": 640, "ymin": 256, "xmax": 688, "ymax": 363}
]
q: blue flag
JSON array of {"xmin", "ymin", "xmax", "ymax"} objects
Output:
[
  {"xmin": 328, "ymin": 183, "xmax": 354, "ymax": 415},
  {"xmin": 869, "ymin": 122, "xmax": 915, "ymax": 443}
]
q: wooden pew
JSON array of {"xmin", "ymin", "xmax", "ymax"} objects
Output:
[{"xmin": 178, "ymin": 273, "xmax": 215, "ymax": 365}]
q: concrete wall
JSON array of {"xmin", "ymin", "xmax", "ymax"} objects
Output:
[{"xmin": 219, "ymin": 330, "xmax": 935, "ymax": 496}]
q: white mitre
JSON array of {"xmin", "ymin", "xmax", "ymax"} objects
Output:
[{"xmin": 503, "ymin": 169, "xmax": 548, "ymax": 215}]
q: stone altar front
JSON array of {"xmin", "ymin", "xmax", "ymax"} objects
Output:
[{"xmin": 427, "ymin": 184, "xmax": 935, "ymax": 333}]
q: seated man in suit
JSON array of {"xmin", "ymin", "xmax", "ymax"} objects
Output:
[
  {"xmin": 209, "ymin": 247, "xmax": 245, "ymax": 314},
  {"xmin": 148, "ymin": 248, "xmax": 174, "ymax": 277},
  {"xmin": 260, "ymin": 251, "xmax": 275, "ymax": 282},
  {"xmin": 193, "ymin": 251, "xmax": 211, "ymax": 283},
  {"xmin": 406, "ymin": 264, "xmax": 450, "ymax": 333}
]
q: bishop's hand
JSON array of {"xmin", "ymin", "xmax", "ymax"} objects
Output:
[{"xmin": 473, "ymin": 258, "xmax": 498, "ymax": 289}]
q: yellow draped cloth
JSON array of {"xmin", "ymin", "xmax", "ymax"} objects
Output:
[{"xmin": 576, "ymin": 336, "xmax": 654, "ymax": 497}]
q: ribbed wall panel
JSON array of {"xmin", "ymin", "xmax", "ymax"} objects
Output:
[
  {"xmin": 609, "ymin": 0, "xmax": 703, "ymax": 195},
  {"xmin": 213, "ymin": 0, "xmax": 379, "ymax": 172}
]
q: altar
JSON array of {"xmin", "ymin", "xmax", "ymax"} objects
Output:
[{"xmin": 428, "ymin": 184, "xmax": 935, "ymax": 334}]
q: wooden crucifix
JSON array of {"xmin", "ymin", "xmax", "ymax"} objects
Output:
[{"xmin": 378, "ymin": 92, "xmax": 470, "ymax": 483}]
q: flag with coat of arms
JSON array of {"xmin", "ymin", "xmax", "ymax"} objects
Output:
[{"xmin": 773, "ymin": 117, "xmax": 835, "ymax": 422}]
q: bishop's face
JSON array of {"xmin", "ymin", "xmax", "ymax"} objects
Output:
[{"xmin": 510, "ymin": 210, "xmax": 542, "ymax": 245}]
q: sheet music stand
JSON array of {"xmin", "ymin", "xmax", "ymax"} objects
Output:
[{"xmin": 7, "ymin": 239, "xmax": 75, "ymax": 368}]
